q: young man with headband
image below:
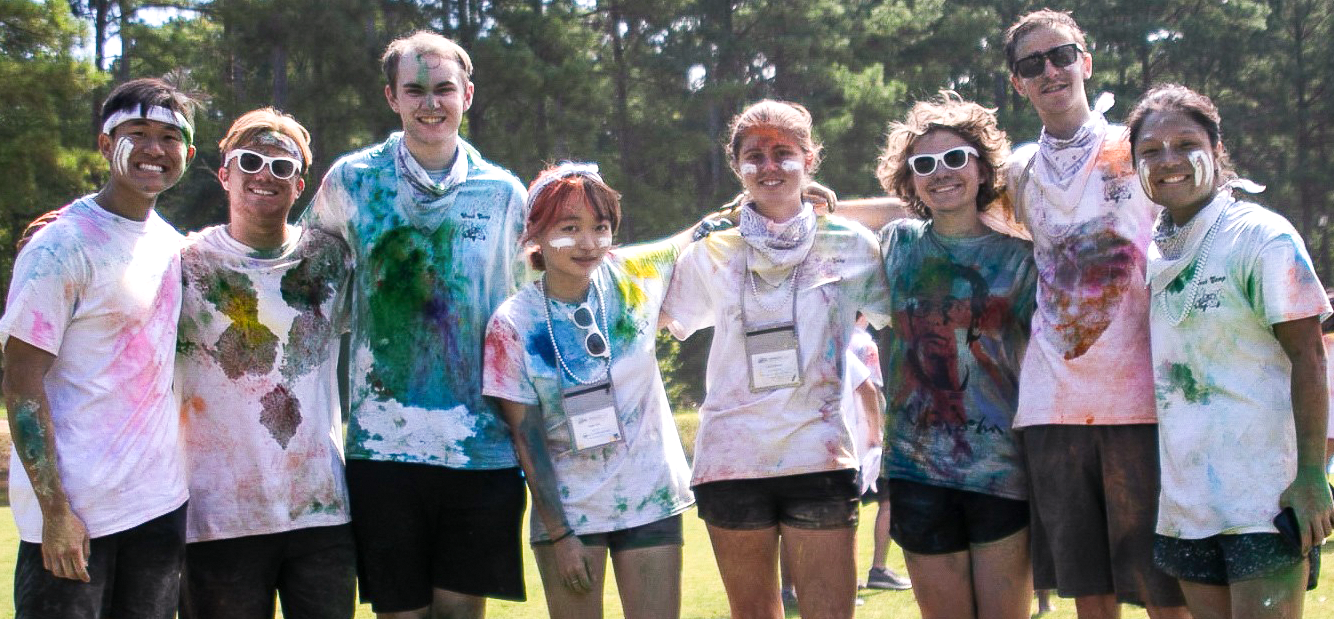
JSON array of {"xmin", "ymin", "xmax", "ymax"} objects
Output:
[
  {"xmin": 1002, "ymin": 10, "xmax": 1188, "ymax": 619},
  {"xmin": 303, "ymin": 31, "xmax": 528, "ymax": 618},
  {"xmin": 176, "ymin": 108, "xmax": 356, "ymax": 619},
  {"xmin": 0, "ymin": 77, "xmax": 197, "ymax": 618}
]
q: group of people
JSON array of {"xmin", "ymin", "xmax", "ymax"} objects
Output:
[{"xmin": 2, "ymin": 8, "xmax": 1331, "ymax": 619}]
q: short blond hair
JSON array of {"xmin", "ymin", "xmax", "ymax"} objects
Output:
[
  {"xmin": 382, "ymin": 31, "xmax": 473, "ymax": 87},
  {"xmin": 217, "ymin": 107, "xmax": 312, "ymax": 170}
]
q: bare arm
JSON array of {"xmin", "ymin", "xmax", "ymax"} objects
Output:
[
  {"xmin": 1273, "ymin": 316, "xmax": 1334, "ymax": 550},
  {"xmin": 494, "ymin": 397, "xmax": 593, "ymax": 593},
  {"xmin": 2, "ymin": 338, "xmax": 89, "ymax": 581},
  {"xmin": 856, "ymin": 380, "xmax": 884, "ymax": 451}
]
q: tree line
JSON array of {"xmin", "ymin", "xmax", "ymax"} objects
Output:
[{"xmin": 2, "ymin": 0, "xmax": 1331, "ymax": 405}]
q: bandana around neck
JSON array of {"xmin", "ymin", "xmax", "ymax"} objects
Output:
[
  {"xmin": 394, "ymin": 136, "xmax": 465, "ymax": 199},
  {"xmin": 1036, "ymin": 92, "xmax": 1114, "ymax": 192},
  {"xmin": 739, "ymin": 201, "xmax": 816, "ymax": 285}
]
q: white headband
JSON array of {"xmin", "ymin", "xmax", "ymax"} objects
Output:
[
  {"xmin": 101, "ymin": 105, "xmax": 194, "ymax": 144},
  {"xmin": 525, "ymin": 162, "xmax": 602, "ymax": 212}
]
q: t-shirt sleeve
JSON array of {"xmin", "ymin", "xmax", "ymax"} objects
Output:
[
  {"xmin": 618, "ymin": 238, "xmax": 681, "ymax": 283},
  {"xmin": 660, "ymin": 241, "xmax": 714, "ymax": 340},
  {"xmin": 1011, "ymin": 248, "xmax": 1039, "ymax": 334},
  {"xmin": 855, "ymin": 231, "xmax": 893, "ymax": 330},
  {"xmin": 0, "ymin": 240, "xmax": 85, "ymax": 355},
  {"xmin": 482, "ymin": 308, "xmax": 538, "ymax": 405},
  {"xmin": 300, "ymin": 165, "xmax": 354, "ymax": 246},
  {"xmin": 505, "ymin": 184, "xmax": 535, "ymax": 292},
  {"xmin": 1248, "ymin": 227, "xmax": 1331, "ymax": 326}
]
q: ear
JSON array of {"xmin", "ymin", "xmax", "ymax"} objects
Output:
[
  {"xmin": 1080, "ymin": 50, "xmax": 1093, "ymax": 80},
  {"xmin": 185, "ymin": 144, "xmax": 197, "ymax": 164},
  {"xmin": 1011, "ymin": 73, "xmax": 1029, "ymax": 98},
  {"xmin": 384, "ymin": 84, "xmax": 400, "ymax": 113},
  {"xmin": 295, "ymin": 177, "xmax": 306, "ymax": 196},
  {"xmin": 462, "ymin": 80, "xmax": 475, "ymax": 113},
  {"xmin": 217, "ymin": 165, "xmax": 230, "ymax": 188},
  {"xmin": 97, "ymin": 133, "xmax": 113, "ymax": 161}
]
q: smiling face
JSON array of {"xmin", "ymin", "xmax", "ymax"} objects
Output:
[
  {"xmin": 910, "ymin": 130, "xmax": 983, "ymax": 221},
  {"xmin": 385, "ymin": 52, "xmax": 474, "ymax": 159},
  {"xmin": 219, "ymin": 141, "xmax": 305, "ymax": 227},
  {"xmin": 1010, "ymin": 25, "xmax": 1092, "ymax": 124},
  {"xmin": 736, "ymin": 128, "xmax": 812, "ymax": 215},
  {"xmin": 539, "ymin": 199, "xmax": 613, "ymax": 297},
  {"xmin": 98, "ymin": 118, "xmax": 193, "ymax": 200},
  {"xmin": 1133, "ymin": 109, "xmax": 1219, "ymax": 220}
]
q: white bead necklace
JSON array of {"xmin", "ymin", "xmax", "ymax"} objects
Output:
[
  {"xmin": 540, "ymin": 278, "xmax": 611, "ymax": 385},
  {"xmin": 1157, "ymin": 199, "xmax": 1229, "ymax": 325}
]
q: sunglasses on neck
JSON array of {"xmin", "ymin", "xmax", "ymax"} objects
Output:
[
  {"xmin": 225, "ymin": 149, "xmax": 303, "ymax": 180},
  {"xmin": 568, "ymin": 303, "xmax": 609, "ymax": 358},
  {"xmin": 1012, "ymin": 43, "xmax": 1084, "ymax": 79},
  {"xmin": 907, "ymin": 146, "xmax": 978, "ymax": 176}
]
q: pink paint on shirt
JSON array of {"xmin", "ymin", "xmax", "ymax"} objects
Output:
[{"xmin": 28, "ymin": 311, "xmax": 56, "ymax": 349}]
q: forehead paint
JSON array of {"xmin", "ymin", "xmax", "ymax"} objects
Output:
[
  {"xmin": 780, "ymin": 159, "xmax": 802, "ymax": 172},
  {"xmin": 1188, "ymin": 150, "xmax": 1214, "ymax": 189},
  {"xmin": 1137, "ymin": 158, "xmax": 1154, "ymax": 199},
  {"xmin": 249, "ymin": 131, "xmax": 301, "ymax": 158},
  {"xmin": 739, "ymin": 163, "xmax": 758, "ymax": 176},
  {"xmin": 549, "ymin": 236, "xmax": 575, "ymax": 249},
  {"xmin": 111, "ymin": 136, "xmax": 134, "ymax": 178}
]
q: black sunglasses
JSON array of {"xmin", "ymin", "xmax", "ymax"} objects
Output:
[{"xmin": 1012, "ymin": 43, "xmax": 1084, "ymax": 79}]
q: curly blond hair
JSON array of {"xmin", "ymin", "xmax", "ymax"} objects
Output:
[{"xmin": 875, "ymin": 92, "xmax": 1010, "ymax": 220}]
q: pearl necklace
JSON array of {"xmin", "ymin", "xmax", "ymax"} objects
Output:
[
  {"xmin": 1157, "ymin": 200, "xmax": 1229, "ymax": 325},
  {"xmin": 540, "ymin": 278, "xmax": 611, "ymax": 385}
]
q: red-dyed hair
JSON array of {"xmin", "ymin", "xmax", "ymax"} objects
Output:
[{"xmin": 522, "ymin": 166, "xmax": 622, "ymax": 271}]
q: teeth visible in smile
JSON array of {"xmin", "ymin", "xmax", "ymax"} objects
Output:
[
  {"xmin": 249, "ymin": 188, "xmax": 277, "ymax": 196},
  {"xmin": 138, "ymin": 163, "xmax": 164, "ymax": 172},
  {"xmin": 760, "ymin": 179, "xmax": 782, "ymax": 186},
  {"xmin": 1161, "ymin": 175, "xmax": 1189, "ymax": 184},
  {"xmin": 419, "ymin": 116, "xmax": 445, "ymax": 124},
  {"xmin": 930, "ymin": 184, "xmax": 961, "ymax": 193}
]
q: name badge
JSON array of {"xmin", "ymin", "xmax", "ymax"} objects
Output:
[
  {"xmin": 744, "ymin": 323, "xmax": 802, "ymax": 392},
  {"xmin": 562, "ymin": 379, "xmax": 623, "ymax": 453}
]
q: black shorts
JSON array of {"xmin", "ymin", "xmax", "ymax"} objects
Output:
[
  {"xmin": 1154, "ymin": 534, "xmax": 1320, "ymax": 589},
  {"xmin": 887, "ymin": 478, "xmax": 1028, "ymax": 554},
  {"xmin": 532, "ymin": 515, "xmax": 684, "ymax": 553},
  {"xmin": 15, "ymin": 504, "xmax": 186, "ymax": 619},
  {"xmin": 345, "ymin": 460, "xmax": 526, "ymax": 612},
  {"xmin": 180, "ymin": 524, "xmax": 356, "ymax": 619},
  {"xmin": 693, "ymin": 470, "xmax": 859, "ymax": 530}
]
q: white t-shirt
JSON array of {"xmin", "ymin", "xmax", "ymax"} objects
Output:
[
  {"xmin": 1007, "ymin": 117, "xmax": 1159, "ymax": 427},
  {"xmin": 845, "ymin": 326, "xmax": 881, "ymax": 455},
  {"xmin": 0, "ymin": 196, "xmax": 187, "ymax": 543},
  {"xmin": 662, "ymin": 216, "xmax": 892, "ymax": 485},
  {"xmin": 176, "ymin": 225, "xmax": 354, "ymax": 542},
  {"xmin": 1149, "ymin": 194, "xmax": 1331, "ymax": 538},
  {"xmin": 483, "ymin": 242, "xmax": 693, "ymax": 539},
  {"xmin": 1325, "ymin": 333, "xmax": 1334, "ymax": 440},
  {"xmin": 303, "ymin": 133, "xmax": 527, "ymax": 468}
]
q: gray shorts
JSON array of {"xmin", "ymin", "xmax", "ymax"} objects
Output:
[{"xmin": 1023, "ymin": 424, "xmax": 1185, "ymax": 608}]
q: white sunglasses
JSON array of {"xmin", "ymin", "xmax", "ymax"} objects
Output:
[
  {"xmin": 225, "ymin": 149, "xmax": 303, "ymax": 180},
  {"xmin": 908, "ymin": 146, "xmax": 979, "ymax": 176}
]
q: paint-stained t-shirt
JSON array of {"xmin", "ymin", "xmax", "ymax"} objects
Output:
[
  {"xmin": 1006, "ymin": 119, "xmax": 1159, "ymax": 427},
  {"xmin": 662, "ymin": 215, "xmax": 892, "ymax": 485},
  {"xmin": 1325, "ymin": 333, "xmax": 1334, "ymax": 441},
  {"xmin": 176, "ymin": 225, "xmax": 354, "ymax": 542},
  {"xmin": 0, "ymin": 196, "xmax": 187, "ymax": 543},
  {"xmin": 303, "ymin": 134, "xmax": 527, "ymax": 468},
  {"xmin": 483, "ymin": 242, "xmax": 694, "ymax": 540},
  {"xmin": 879, "ymin": 220, "xmax": 1036, "ymax": 500},
  {"xmin": 1149, "ymin": 194, "xmax": 1330, "ymax": 539}
]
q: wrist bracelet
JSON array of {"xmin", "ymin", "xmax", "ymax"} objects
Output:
[{"xmin": 550, "ymin": 528, "xmax": 576, "ymax": 543}]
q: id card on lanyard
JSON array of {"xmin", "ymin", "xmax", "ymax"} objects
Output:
[
  {"xmin": 741, "ymin": 251, "xmax": 803, "ymax": 393},
  {"xmin": 562, "ymin": 378, "xmax": 624, "ymax": 453}
]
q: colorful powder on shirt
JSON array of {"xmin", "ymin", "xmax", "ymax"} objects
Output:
[
  {"xmin": 259, "ymin": 384, "xmax": 302, "ymax": 448},
  {"xmin": 186, "ymin": 260, "xmax": 279, "ymax": 378}
]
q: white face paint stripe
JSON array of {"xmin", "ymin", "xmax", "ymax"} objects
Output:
[
  {"xmin": 780, "ymin": 159, "xmax": 802, "ymax": 172},
  {"xmin": 112, "ymin": 136, "xmax": 134, "ymax": 178},
  {"xmin": 596, "ymin": 236, "xmax": 613, "ymax": 247},
  {"xmin": 1188, "ymin": 150, "xmax": 1214, "ymax": 189},
  {"xmin": 739, "ymin": 163, "xmax": 758, "ymax": 176},
  {"xmin": 548, "ymin": 237, "xmax": 575, "ymax": 249},
  {"xmin": 1137, "ymin": 158, "xmax": 1154, "ymax": 200}
]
